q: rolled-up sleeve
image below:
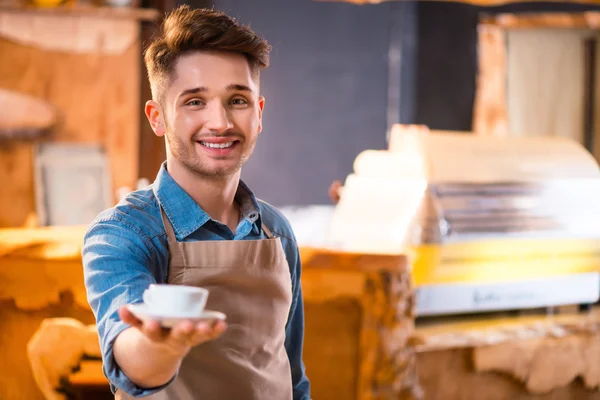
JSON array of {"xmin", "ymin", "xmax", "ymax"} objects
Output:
[
  {"xmin": 82, "ymin": 215, "xmax": 171, "ymax": 397},
  {"xmin": 283, "ymin": 240, "xmax": 311, "ymax": 400}
]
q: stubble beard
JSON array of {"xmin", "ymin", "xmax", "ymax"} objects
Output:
[{"xmin": 165, "ymin": 126, "xmax": 257, "ymax": 180}]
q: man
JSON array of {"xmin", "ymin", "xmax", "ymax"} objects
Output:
[{"xmin": 82, "ymin": 5, "xmax": 310, "ymax": 399}]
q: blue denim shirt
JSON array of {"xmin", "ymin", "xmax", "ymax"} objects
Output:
[{"xmin": 82, "ymin": 163, "xmax": 310, "ymax": 399}]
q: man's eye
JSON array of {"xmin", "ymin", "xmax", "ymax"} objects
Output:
[
  {"xmin": 231, "ymin": 98, "xmax": 248, "ymax": 105},
  {"xmin": 187, "ymin": 100, "xmax": 203, "ymax": 106}
]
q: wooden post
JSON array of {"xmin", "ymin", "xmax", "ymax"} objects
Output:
[{"xmin": 472, "ymin": 23, "xmax": 508, "ymax": 137}]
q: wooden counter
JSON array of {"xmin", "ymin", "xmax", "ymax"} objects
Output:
[
  {"xmin": 0, "ymin": 226, "xmax": 420, "ymax": 400},
  {"xmin": 0, "ymin": 226, "xmax": 94, "ymax": 400},
  {"xmin": 300, "ymin": 248, "xmax": 419, "ymax": 400},
  {"xmin": 415, "ymin": 307, "xmax": 600, "ymax": 399}
]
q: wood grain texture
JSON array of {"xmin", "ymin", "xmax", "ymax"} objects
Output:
[
  {"xmin": 0, "ymin": 226, "xmax": 94, "ymax": 400},
  {"xmin": 472, "ymin": 24, "xmax": 508, "ymax": 137},
  {"xmin": 28, "ymin": 318, "xmax": 100, "ymax": 400},
  {"xmin": 415, "ymin": 306, "xmax": 600, "ymax": 351},
  {"xmin": 302, "ymin": 268, "xmax": 365, "ymax": 303},
  {"xmin": 0, "ymin": 143, "xmax": 36, "ymax": 227},
  {"xmin": 474, "ymin": 12, "xmax": 600, "ymax": 140},
  {"xmin": 300, "ymin": 248, "xmax": 419, "ymax": 398},
  {"xmin": 358, "ymin": 269, "xmax": 421, "ymax": 400},
  {"xmin": 0, "ymin": 295, "xmax": 94, "ymax": 400},
  {"xmin": 0, "ymin": 225, "xmax": 88, "ymax": 309},
  {"xmin": 0, "ymin": 257, "xmax": 89, "ymax": 310},
  {"xmin": 65, "ymin": 360, "xmax": 113, "ymax": 400},
  {"xmin": 0, "ymin": 88, "xmax": 58, "ymax": 140},
  {"xmin": 0, "ymin": 18, "xmax": 141, "ymax": 227},
  {"xmin": 474, "ymin": 335, "xmax": 600, "ymax": 394},
  {"xmin": 300, "ymin": 247, "xmax": 409, "ymax": 273},
  {"xmin": 417, "ymin": 347, "xmax": 600, "ymax": 400},
  {"xmin": 415, "ymin": 307, "xmax": 600, "ymax": 399},
  {"xmin": 304, "ymin": 299, "xmax": 363, "ymax": 400}
]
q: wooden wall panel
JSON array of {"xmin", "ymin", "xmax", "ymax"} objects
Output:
[
  {"xmin": 0, "ymin": 143, "xmax": 36, "ymax": 227},
  {"xmin": 0, "ymin": 27, "xmax": 140, "ymax": 227}
]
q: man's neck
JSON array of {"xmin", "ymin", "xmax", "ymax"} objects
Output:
[{"xmin": 166, "ymin": 158, "xmax": 241, "ymax": 232}]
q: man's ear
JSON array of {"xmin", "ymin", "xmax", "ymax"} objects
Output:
[{"xmin": 145, "ymin": 100, "xmax": 166, "ymax": 137}]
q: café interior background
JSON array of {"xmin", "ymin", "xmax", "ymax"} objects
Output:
[{"xmin": 5, "ymin": 0, "xmax": 600, "ymax": 399}]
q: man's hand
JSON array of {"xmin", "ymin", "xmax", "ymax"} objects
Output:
[{"xmin": 118, "ymin": 306, "xmax": 227, "ymax": 358}]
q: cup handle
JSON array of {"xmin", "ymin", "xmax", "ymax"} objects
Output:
[{"xmin": 142, "ymin": 289, "xmax": 152, "ymax": 305}]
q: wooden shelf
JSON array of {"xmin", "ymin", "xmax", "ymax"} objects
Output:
[
  {"xmin": 316, "ymin": 0, "xmax": 600, "ymax": 6},
  {"xmin": 0, "ymin": 3, "xmax": 160, "ymax": 21},
  {"xmin": 0, "ymin": 88, "xmax": 58, "ymax": 142}
]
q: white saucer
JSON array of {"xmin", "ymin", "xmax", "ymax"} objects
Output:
[{"xmin": 127, "ymin": 303, "xmax": 226, "ymax": 328}]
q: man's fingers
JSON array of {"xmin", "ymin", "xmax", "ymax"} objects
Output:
[
  {"xmin": 167, "ymin": 320, "xmax": 227, "ymax": 347},
  {"xmin": 118, "ymin": 308, "xmax": 225, "ymax": 348},
  {"xmin": 208, "ymin": 321, "xmax": 227, "ymax": 340},
  {"xmin": 119, "ymin": 306, "xmax": 167, "ymax": 342},
  {"xmin": 141, "ymin": 320, "xmax": 166, "ymax": 342},
  {"xmin": 120, "ymin": 314, "xmax": 227, "ymax": 348},
  {"xmin": 186, "ymin": 322, "xmax": 211, "ymax": 343},
  {"xmin": 170, "ymin": 320, "xmax": 196, "ymax": 342}
]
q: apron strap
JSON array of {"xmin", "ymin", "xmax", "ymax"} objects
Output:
[
  {"xmin": 261, "ymin": 223, "xmax": 274, "ymax": 239},
  {"xmin": 159, "ymin": 206, "xmax": 178, "ymax": 244},
  {"xmin": 159, "ymin": 206, "xmax": 187, "ymax": 279}
]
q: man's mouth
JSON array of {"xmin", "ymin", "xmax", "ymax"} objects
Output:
[{"xmin": 198, "ymin": 141, "xmax": 236, "ymax": 149}]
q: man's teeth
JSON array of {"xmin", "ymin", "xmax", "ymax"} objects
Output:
[{"xmin": 200, "ymin": 141, "xmax": 234, "ymax": 149}]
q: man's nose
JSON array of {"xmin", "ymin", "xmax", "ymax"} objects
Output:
[{"xmin": 204, "ymin": 102, "xmax": 233, "ymax": 133}]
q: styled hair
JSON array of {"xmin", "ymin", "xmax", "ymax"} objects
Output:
[{"xmin": 144, "ymin": 5, "xmax": 271, "ymax": 101}]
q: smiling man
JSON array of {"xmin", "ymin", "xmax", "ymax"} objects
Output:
[{"xmin": 82, "ymin": 5, "xmax": 310, "ymax": 400}]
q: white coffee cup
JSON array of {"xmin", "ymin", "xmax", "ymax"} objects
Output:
[{"xmin": 143, "ymin": 284, "xmax": 208, "ymax": 315}]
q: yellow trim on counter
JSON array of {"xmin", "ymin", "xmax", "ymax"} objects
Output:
[{"xmin": 411, "ymin": 239, "xmax": 600, "ymax": 285}]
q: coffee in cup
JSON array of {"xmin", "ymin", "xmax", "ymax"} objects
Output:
[{"xmin": 143, "ymin": 284, "xmax": 208, "ymax": 315}]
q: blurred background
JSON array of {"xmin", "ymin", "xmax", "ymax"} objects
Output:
[{"xmin": 4, "ymin": 0, "xmax": 600, "ymax": 399}]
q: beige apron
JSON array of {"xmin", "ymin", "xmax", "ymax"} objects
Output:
[{"xmin": 116, "ymin": 208, "xmax": 293, "ymax": 400}]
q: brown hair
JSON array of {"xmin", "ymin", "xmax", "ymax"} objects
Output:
[{"xmin": 144, "ymin": 5, "xmax": 271, "ymax": 101}]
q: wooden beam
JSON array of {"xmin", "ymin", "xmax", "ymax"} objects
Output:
[
  {"xmin": 481, "ymin": 12, "xmax": 600, "ymax": 29},
  {"xmin": 0, "ymin": 4, "xmax": 160, "ymax": 21},
  {"xmin": 316, "ymin": 0, "xmax": 600, "ymax": 6}
]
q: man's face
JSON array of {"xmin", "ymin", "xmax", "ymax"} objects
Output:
[{"xmin": 157, "ymin": 51, "xmax": 264, "ymax": 179}]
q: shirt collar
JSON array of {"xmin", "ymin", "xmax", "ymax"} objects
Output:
[{"xmin": 152, "ymin": 162, "xmax": 262, "ymax": 240}]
